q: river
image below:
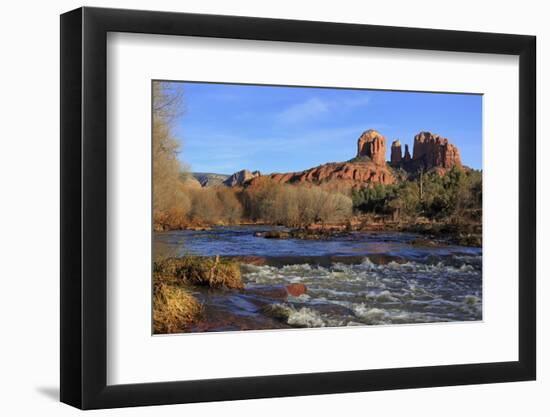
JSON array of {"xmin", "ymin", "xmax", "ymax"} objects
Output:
[{"xmin": 154, "ymin": 225, "xmax": 482, "ymax": 332}]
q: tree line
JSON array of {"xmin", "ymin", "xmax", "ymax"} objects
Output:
[
  {"xmin": 152, "ymin": 82, "xmax": 353, "ymax": 231},
  {"xmin": 352, "ymin": 167, "xmax": 482, "ymax": 223}
]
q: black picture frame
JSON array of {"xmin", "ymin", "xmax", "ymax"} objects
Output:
[{"xmin": 60, "ymin": 6, "xmax": 536, "ymax": 410}]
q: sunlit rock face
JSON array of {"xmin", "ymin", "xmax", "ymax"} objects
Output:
[
  {"xmin": 390, "ymin": 131, "xmax": 463, "ymax": 173},
  {"xmin": 357, "ymin": 129, "xmax": 387, "ymax": 165},
  {"xmin": 412, "ymin": 131, "xmax": 462, "ymax": 170},
  {"xmin": 254, "ymin": 160, "xmax": 395, "ymax": 189}
]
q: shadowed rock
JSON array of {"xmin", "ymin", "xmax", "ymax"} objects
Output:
[
  {"xmin": 223, "ymin": 169, "xmax": 261, "ymax": 187},
  {"xmin": 391, "ymin": 139, "xmax": 402, "ymax": 166},
  {"xmin": 404, "ymin": 144, "xmax": 412, "ymax": 161}
]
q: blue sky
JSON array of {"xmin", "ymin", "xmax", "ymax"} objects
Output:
[{"xmin": 164, "ymin": 81, "xmax": 482, "ymax": 174}]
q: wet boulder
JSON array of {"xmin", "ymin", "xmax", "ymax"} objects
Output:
[
  {"xmin": 286, "ymin": 283, "xmax": 308, "ymax": 297},
  {"xmin": 248, "ymin": 286, "xmax": 289, "ymax": 300},
  {"xmin": 368, "ymin": 254, "xmax": 406, "ymax": 265}
]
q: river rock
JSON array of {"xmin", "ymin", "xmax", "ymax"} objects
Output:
[
  {"xmin": 368, "ymin": 254, "xmax": 407, "ymax": 265},
  {"xmin": 248, "ymin": 286, "xmax": 289, "ymax": 300},
  {"xmin": 286, "ymin": 283, "xmax": 307, "ymax": 297}
]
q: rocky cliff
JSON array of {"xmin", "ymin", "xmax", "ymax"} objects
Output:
[
  {"xmin": 404, "ymin": 144, "xmax": 412, "ymax": 162},
  {"xmin": 391, "ymin": 139, "xmax": 402, "ymax": 166},
  {"xmin": 392, "ymin": 131, "xmax": 462, "ymax": 172},
  {"xmin": 250, "ymin": 130, "xmax": 395, "ymax": 188},
  {"xmin": 264, "ymin": 161, "xmax": 395, "ymax": 187},
  {"xmin": 357, "ymin": 129, "xmax": 387, "ymax": 165},
  {"xmin": 230, "ymin": 129, "xmax": 463, "ymax": 189},
  {"xmin": 412, "ymin": 131, "xmax": 462, "ymax": 169},
  {"xmin": 223, "ymin": 169, "xmax": 261, "ymax": 187},
  {"xmin": 193, "ymin": 172, "xmax": 229, "ymax": 187}
]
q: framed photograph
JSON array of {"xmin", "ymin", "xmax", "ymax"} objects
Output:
[{"xmin": 60, "ymin": 6, "xmax": 536, "ymax": 409}]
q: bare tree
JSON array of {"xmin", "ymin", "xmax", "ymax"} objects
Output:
[{"xmin": 152, "ymin": 82, "xmax": 189, "ymax": 230}]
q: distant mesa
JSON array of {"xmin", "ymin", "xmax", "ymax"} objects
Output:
[
  {"xmin": 223, "ymin": 169, "xmax": 261, "ymax": 187},
  {"xmin": 203, "ymin": 129, "xmax": 464, "ymax": 190},
  {"xmin": 193, "ymin": 172, "xmax": 229, "ymax": 187}
]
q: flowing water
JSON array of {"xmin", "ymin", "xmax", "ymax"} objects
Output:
[{"xmin": 154, "ymin": 225, "xmax": 482, "ymax": 332}]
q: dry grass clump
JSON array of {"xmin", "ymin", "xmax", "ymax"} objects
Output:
[
  {"xmin": 153, "ymin": 282, "xmax": 202, "ymax": 334},
  {"xmin": 154, "ymin": 256, "xmax": 243, "ymax": 289}
]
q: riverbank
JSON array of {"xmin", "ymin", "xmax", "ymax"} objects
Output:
[
  {"xmin": 251, "ymin": 219, "xmax": 482, "ymax": 248},
  {"xmin": 156, "ymin": 216, "xmax": 482, "ymax": 248},
  {"xmin": 153, "ymin": 255, "xmax": 312, "ymax": 333},
  {"xmin": 153, "ymin": 256, "xmax": 243, "ymax": 333}
]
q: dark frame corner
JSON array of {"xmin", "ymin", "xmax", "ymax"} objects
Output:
[{"xmin": 60, "ymin": 6, "xmax": 536, "ymax": 410}]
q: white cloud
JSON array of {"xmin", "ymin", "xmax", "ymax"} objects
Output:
[
  {"xmin": 277, "ymin": 97, "xmax": 329, "ymax": 124},
  {"xmin": 341, "ymin": 95, "xmax": 370, "ymax": 108},
  {"xmin": 276, "ymin": 94, "xmax": 370, "ymax": 124}
]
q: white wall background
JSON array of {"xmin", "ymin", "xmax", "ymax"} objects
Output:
[{"xmin": 0, "ymin": 0, "xmax": 546, "ymax": 415}]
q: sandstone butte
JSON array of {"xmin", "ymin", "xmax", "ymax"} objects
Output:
[{"xmin": 243, "ymin": 129, "xmax": 463, "ymax": 189}]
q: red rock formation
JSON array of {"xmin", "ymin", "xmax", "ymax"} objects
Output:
[
  {"xmin": 412, "ymin": 131, "xmax": 462, "ymax": 170},
  {"xmin": 390, "ymin": 139, "xmax": 402, "ymax": 166},
  {"xmin": 357, "ymin": 130, "xmax": 386, "ymax": 165},
  {"xmin": 234, "ymin": 129, "xmax": 464, "ymax": 191},
  {"xmin": 404, "ymin": 144, "xmax": 411, "ymax": 161},
  {"xmin": 250, "ymin": 160, "xmax": 395, "ymax": 189}
]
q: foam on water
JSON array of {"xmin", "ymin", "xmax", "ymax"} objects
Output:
[
  {"xmin": 156, "ymin": 226, "xmax": 482, "ymax": 331},
  {"xmin": 242, "ymin": 254, "xmax": 482, "ymax": 327},
  {"xmin": 287, "ymin": 308, "xmax": 326, "ymax": 328}
]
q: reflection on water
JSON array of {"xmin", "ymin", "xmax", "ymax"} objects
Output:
[{"xmin": 154, "ymin": 225, "xmax": 482, "ymax": 332}]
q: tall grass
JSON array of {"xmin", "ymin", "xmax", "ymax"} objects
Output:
[
  {"xmin": 153, "ymin": 282, "xmax": 202, "ymax": 334},
  {"xmin": 152, "ymin": 255, "xmax": 243, "ymax": 333},
  {"xmin": 154, "ymin": 256, "xmax": 243, "ymax": 289}
]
